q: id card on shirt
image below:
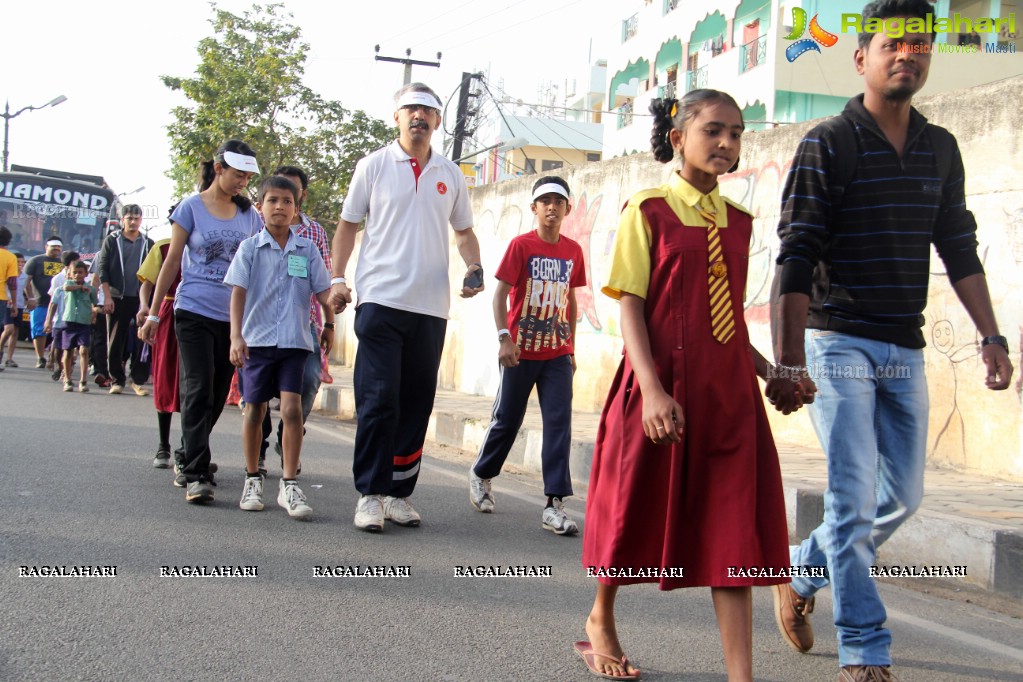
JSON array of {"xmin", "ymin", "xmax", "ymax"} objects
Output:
[{"xmin": 287, "ymin": 255, "xmax": 308, "ymax": 278}]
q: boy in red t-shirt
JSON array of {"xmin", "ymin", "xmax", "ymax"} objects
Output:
[{"xmin": 469, "ymin": 176, "xmax": 586, "ymax": 535}]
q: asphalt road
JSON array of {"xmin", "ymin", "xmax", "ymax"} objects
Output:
[{"xmin": 1, "ymin": 367, "xmax": 1022, "ymax": 681}]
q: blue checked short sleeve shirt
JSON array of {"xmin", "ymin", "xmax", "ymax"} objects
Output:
[{"xmin": 224, "ymin": 227, "xmax": 331, "ymax": 352}]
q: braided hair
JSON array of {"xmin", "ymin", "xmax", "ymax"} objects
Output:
[{"xmin": 649, "ymin": 89, "xmax": 743, "ymax": 171}]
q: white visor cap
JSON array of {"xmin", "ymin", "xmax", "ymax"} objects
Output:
[
  {"xmin": 397, "ymin": 91, "xmax": 443, "ymax": 111},
  {"xmin": 222, "ymin": 151, "xmax": 260, "ymax": 174},
  {"xmin": 531, "ymin": 182, "xmax": 570, "ymax": 202}
]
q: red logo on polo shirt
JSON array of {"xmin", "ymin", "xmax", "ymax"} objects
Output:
[{"xmin": 436, "ymin": 182, "xmax": 448, "ymax": 195}]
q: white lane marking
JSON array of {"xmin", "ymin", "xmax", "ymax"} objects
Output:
[{"xmin": 886, "ymin": 606, "xmax": 1023, "ymax": 662}]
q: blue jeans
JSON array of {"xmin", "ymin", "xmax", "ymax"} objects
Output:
[{"xmin": 790, "ymin": 330, "xmax": 927, "ymax": 667}]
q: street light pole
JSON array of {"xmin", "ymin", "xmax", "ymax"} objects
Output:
[{"xmin": 2, "ymin": 95, "xmax": 68, "ymax": 172}]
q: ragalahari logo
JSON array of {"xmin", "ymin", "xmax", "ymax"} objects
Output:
[{"xmin": 785, "ymin": 7, "xmax": 839, "ymax": 61}]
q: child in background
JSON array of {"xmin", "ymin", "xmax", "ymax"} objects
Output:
[
  {"xmin": 137, "ymin": 237, "xmax": 182, "ymax": 470},
  {"xmin": 577, "ymin": 90, "xmax": 799, "ymax": 681},
  {"xmin": 469, "ymin": 175, "xmax": 586, "ymax": 535},
  {"xmin": 44, "ymin": 251, "xmax": 80, "ymax": 382},
  {"xmin": 59, "ymin": 260, "xmax": 98, "ymax": 392},
  {"xmin": 0, "ymin": 252, "xmax": 26, "ymax": 368},
  {"xmin": 225, "ymin": 176, "xmax": 333, "ymax": 519}
]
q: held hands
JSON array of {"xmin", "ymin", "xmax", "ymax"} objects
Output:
[
  {"xmin": 136, "ymin": 306, "xmax": 149, "ymax": 328},
  {"xmin": 230, "ymin": 336, "xmax": 249, "ymax": 368},
  {"xmin": 764, "ymin": 365, "xmax": 817, "ymax": 415},
  {"xmin": 329, "ymin": 283, "xmax": 351, "ymax": 315},
  {"xmin": 642, "ymin": 388, "xmax": 685, "ymax": 445},
  {"xmin": 103, "ymin": 300, "xmax": 115, "ymax": 315},
  {"xmin": 460, "ymin": 264, "xmax": 484, "ymax": 299}
]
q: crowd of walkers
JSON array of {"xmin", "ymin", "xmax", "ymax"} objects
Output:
[{"xmin": 2, "ymin": 3, "xmax": 1018, "ymax": 679}]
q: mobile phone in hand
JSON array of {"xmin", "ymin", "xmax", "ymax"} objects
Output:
[{"xmin": 464, "ymin": 268, "xmax": 484, "ymax": 290}]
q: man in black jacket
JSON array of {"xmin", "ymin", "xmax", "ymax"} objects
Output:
[{"xmin": 96, "ymin": 204, "xmax": 153, "ymax": 395}]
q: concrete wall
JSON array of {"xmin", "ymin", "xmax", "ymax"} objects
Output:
[{"xmin": 332, "ymin": 75, "xmax": 1023, "ymax": 481}]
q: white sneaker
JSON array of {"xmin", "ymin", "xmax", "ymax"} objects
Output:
[
  {"xmin": 468, "ymin": 469, "xmax": 494, "ymax": 513},
  {"xmin": 383, "ymin": 496, "xmax": 421, "ymax": 527},
  {"xmin": 277, "ymin": 479, "xmax": 312, "ymax": 519},
  {"xmin": 109, "ymin": 384, "xmax": 123, "ymax": 395},
  {"xmin": 542, "ymin": 498, "xmax": 578, "ymax": 536},
  {"xmin": 239, "ymin": 475, "xmax": 264, "ymax": 511},
  {"xmin": 354, "ymin": 494, "xmax": 384, "ymax": 532}
]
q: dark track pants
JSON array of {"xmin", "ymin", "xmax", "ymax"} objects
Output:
[
  {"xmin": 352, "ymin": 303, "xmax": 446, "ymax": 498},
  {"xmin": 176, "ymin": 310, "xmax": 234, "ymax": 483},
  {"xmin": 107, "ymin": 296, "xmax": 148, "ymax": 386},
  {"xmin": 472, "ymin": 355, "xmax": 574, "ymax": 497}
]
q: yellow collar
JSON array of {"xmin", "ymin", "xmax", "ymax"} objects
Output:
[{"xmin": 669, "ymin": 172, "xmax": 728, "ymax": 225}]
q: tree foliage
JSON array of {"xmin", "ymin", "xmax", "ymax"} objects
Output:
[{"xmin": 162, "ymin": 2, "xmax": 393, "ymax": 227}]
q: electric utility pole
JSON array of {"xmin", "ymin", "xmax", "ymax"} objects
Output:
[{"xmin": 374, "ymin": 46, "xmax": 442, "ymax": 86}]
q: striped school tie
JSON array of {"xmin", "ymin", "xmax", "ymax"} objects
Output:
[{"xmin": 698, "ymin": 199, "xmax": 735, "ymax": 344}]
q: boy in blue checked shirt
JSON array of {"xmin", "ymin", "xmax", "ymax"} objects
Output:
[{"xmin": 225, "ymin": 176, "xmax": 335, "ymax": 519}]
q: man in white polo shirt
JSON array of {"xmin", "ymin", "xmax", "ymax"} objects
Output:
[{"xmin": 330, "ymin": 82, "xmax": 484, "ymax": 532}]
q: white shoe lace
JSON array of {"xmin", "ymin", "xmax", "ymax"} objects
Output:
[
  {"xmin": 242, "ymin": 479, "xmax": 262, "ymax": 504},
  {"xmin": 286, "ymin": 484, "xmax": 307, "ymax": 508}
]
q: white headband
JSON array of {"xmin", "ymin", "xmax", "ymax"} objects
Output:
[
  {"xmin": 396, "ymin": 91, "xmax": 442, "ymax": 111},
  {"xmin": 531, "ymin": 183, "xmax": 570, "ymax": 202},
  {"xmin": 222, "ymin": 151, "xmax": 260, "ymax": 174},
  {"xmin": 46, "ymin": 239, "xmax": 63, "ymax": 247}
]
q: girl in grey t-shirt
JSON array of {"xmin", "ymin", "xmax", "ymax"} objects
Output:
[{"xmin": 139, "ymin": 140, "xmax": 261, "ymax": 503}]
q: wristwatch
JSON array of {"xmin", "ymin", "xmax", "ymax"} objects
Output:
[
  {"xmin": 981, "ymin": 335, "xmax": 1009, "ymax": 353},
  {"xmin": 323, "ymin": 323, "xmax": 335, "ymax": 330},
  {"xmin": 498, "ymin": 328, "xmax": 512, "ymax": 342}
]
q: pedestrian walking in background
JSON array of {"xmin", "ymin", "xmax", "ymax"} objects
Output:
[
  {"xmin": 136, "ymin": 237, "xmax": 181, "ymax": 471},
  {"xmin": 23, "ymin": 238, "xmax": 63, "ymax": 369},
  {"xmin": 96, "ymin": 204, "xmax": 153, "ymax": 396},
  {"xmin": 58, "ymin": 260, "xmax": 98, "ymax": 393}
]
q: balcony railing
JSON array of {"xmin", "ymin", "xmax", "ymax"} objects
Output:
[
  {"xmin": 617, "ymin": 101, "xmax": 634, "ymax": 129},
  {"xmin": 683, "ymin": 65, "xmax": 708, "ymax": 93},
  {"xmin": 663, "ymin": 0, "xmax": 679, "ymax": 14},
  {"xmin": 739, "ymin": 34, "xmax": 768, "ymax": 74},
  {"xmin": 622, "ymin": 14, "xmax": 638, "ymax": 42},
  {"xmin": 657, "ymin": 81, "xmax": 677, "ymax": 100}
]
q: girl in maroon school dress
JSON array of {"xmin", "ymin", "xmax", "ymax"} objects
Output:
[{"xmin": 576, "ymin": 90, "xmax": 811, "ymax": 681}]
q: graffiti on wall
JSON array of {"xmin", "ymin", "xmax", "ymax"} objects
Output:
[{"xmin": 559, "ymin": 192, "xmax": 604, "ymax": 331}]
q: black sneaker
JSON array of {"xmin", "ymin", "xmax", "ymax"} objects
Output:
[
  {"xmin": 186, "ymin": 480, "xmax": 214, "ymax": 504},
  {"xmin": 36, "ymin": 358, "xmax": 45, "ymax": 369},
  {"xmin": 153, "ymin": 445, "xmax": 171, "ymax": 469},
  {"xmin": 51, "ymin": 367, "xmax": 62, "ymax": 382}
]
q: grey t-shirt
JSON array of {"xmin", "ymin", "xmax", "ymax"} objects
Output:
[{"xmin": 119, "ymin": 235, "xmax": 144, "ymax": 297}]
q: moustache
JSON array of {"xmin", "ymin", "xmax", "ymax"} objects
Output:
[{"xmin": 409, "ymin": 121, "xmax": 430, "ymax": 130}]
